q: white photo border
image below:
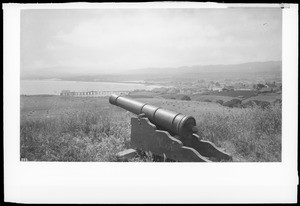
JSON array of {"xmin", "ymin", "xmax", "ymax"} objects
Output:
[{"xmin": 3, "ymin": 3, "xmax": 298, "ymax": 203}]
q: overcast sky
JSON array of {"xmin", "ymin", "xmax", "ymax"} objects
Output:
[{"xmin": 21, "ymin": 8, "xmax": 282, "ymax": 76}]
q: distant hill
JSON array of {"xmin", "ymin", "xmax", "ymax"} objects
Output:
[
  {"xmin": 125, "ymin": 61, "xmax": 282, "ymax": 75},
  {"xmin": 116, "ymin": 61, "xmax": 282, "ymax": 82},
  {"xmin": 21, "ymin": 61, "xmax": 281, "ymax": 82}
]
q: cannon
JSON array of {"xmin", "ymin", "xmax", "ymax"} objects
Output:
[
  {"xmin": 109, "ymin": 94, "xmax": 232, "ymax": 162},
  {"xmin": 109, "ymin": 94, "xmax": 198, "ymax": 138}
]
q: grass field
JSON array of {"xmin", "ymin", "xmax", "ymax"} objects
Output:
[
  {"xmin": 127, "ymin": 90, "xmax": 281, "ymax": 105},
  {"xmin": 190, "ymin": 94, "xmax": 235, "ymax": 103},
  {"xmin": 245, "ymin": 93, "xmax": 282, "ymax": 103},
  {"xmin": 20, "ymin": 95, "xmax": 282, "ymax": 162},
  {"xmin": 211, "ymin": 90, "xmax": 257, "ymax": 98}
]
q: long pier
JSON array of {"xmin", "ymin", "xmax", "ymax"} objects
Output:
[{"xmin": 60, "ymin": 90, "xmax": 128, "ymax": 97}]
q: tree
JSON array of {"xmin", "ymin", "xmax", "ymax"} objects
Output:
[{"xmin": 256, "ymin": 83, "xmax": 265, "ymax": 90}]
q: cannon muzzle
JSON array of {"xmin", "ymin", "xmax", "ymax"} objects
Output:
[{"xmin": 109, "ymin": 94, "xmax": 197, "ymax": 137}]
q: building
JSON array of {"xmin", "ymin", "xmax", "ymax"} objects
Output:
[
  {"xmin": 208, "ymin": 83, "xmax": 223, "ymax": 92},
  {"xmin": 60, "ymin": 90, "xmax": 71, "ymax": 96}
]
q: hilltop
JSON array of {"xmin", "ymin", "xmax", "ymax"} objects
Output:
[
  {"xmin": 126, "ymin": 61, "xmax": 281, "ymax": 75},
  {"xmin": 21, "ymin": 61, "xmax": 281, "ymax": 82}
]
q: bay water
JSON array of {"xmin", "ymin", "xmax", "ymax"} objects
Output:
[{"xmin": 21, "ymin": 79, "xmax": 164, "ymax": 95}]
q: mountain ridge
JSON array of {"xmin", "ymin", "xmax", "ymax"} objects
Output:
[
  {"xmin": 21, "ymin": 60, "xmax": 282, "ymax": 81},
  {"xmin": 124, "ymin": 60, "xmax": 282, "ymax": 75}
]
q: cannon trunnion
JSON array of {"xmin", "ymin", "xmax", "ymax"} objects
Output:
[{"xmin": 109, "ymin": 94, "xmax": 232, "ymax": 162}]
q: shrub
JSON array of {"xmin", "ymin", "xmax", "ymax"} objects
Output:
[
  {"xmin": 181, "ymin": 95, "xmax": 191, "ymax": 101},
  {"xmin": 223, "ymin": 99, "xmax": 242, "ymax": 108},
  {"xmin": 242, "ymin": 100, "xmax": 271, "ymax": 109},
  {"xmin": 216, "ymin": 100, "xmax": 223, "ymax": 105},
  {"xmin": 274, "ymin": 98, "xmax": 282, "ymax": 105}
]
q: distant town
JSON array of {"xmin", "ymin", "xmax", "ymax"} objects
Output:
[{"xmin": 149, "ymin": 80, "xmax": 282, "ymax": 95}]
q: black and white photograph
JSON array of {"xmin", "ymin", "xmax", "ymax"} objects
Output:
[{"xmin": 4, "ymin": 2, "xmax": 298, "ymax": 203}]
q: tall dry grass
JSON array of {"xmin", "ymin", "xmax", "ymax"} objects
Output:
[
  {"xmin": 20, "ymin": 109, "xmax": 132, "ymax": 161},
  {"xmin": 20, "ymin": 96, "xmax": 281, "ymax": 162},
  {"xmin": 195, "ymin": 104, "xmax": 281, "ymax": 161}
]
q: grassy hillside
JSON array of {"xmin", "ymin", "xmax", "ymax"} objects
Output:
[
  {"xmin": 20, "ymin": 95, "xmax": 281, "ymax": 162},
  {"xmin": 246, "ymin": 93, "xmax": 282, "ymax": 102}
]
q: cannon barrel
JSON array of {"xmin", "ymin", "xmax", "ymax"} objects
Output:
[{"xmin": 109, "ymin": 94, "xmax": 198, "ymax": 137}]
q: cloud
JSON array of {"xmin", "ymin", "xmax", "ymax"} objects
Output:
[{"xmin": 21, "ymin": 8, "xmax": 282, "ymax": 75}]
